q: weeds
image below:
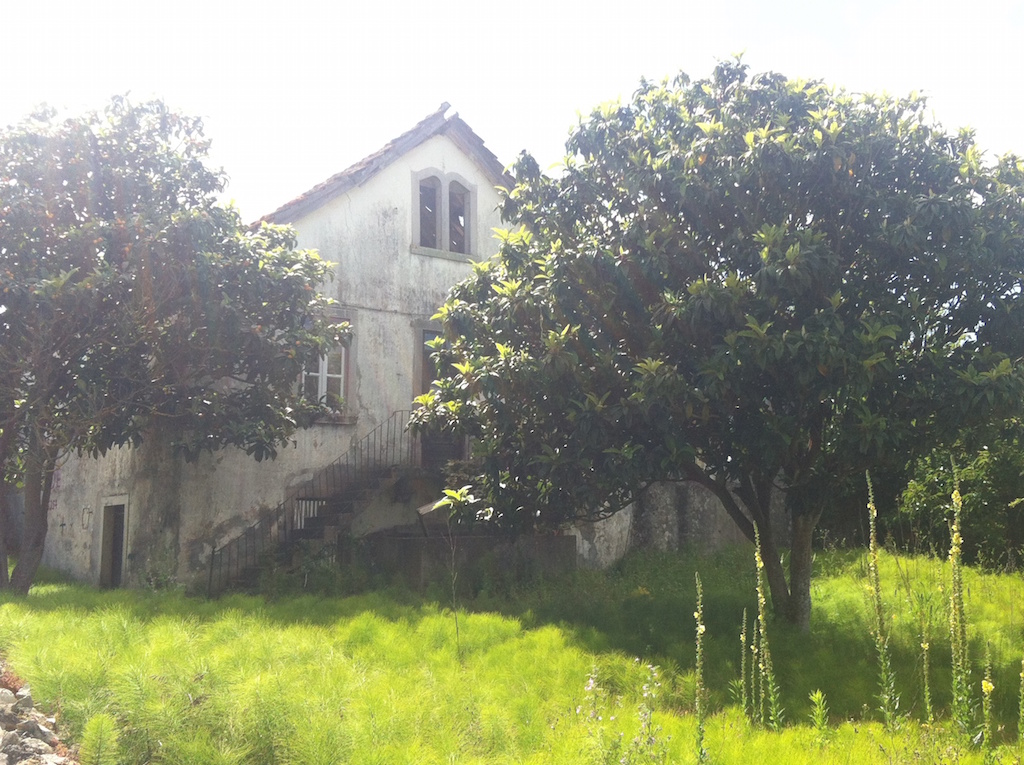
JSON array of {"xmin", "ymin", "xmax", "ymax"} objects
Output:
[
  {"xmin": 982, "ymin": 645, "xmax": 995, "ymax": 762},
  {"xmin": 3, "ymin": 543, "xmax": 1024, "ymax": 763},
  {"xmin": 738, "ymin": 607, "xmax": 749, "ymax": 721},
  {"xmin": 694, "ymin": 572, "xmax": 709, "ymax": 763},
  {"xmin": 79, "ymin": 713, "xmax": 120, "ymax": 765},
  {"xmin": 622, "ymin": 662, "xmax": 669, "ymax": 765},
  {"xmin": 1019, "ymin": 652, "xmax": 1024, "ymax": 748},
  {"xmin": 866, "ymin": 472, "xmax": 900, "ymax": 728},
  {"xmin": 753, "ymin": 527, "xmax": 784, "ymax": 730},
  {"xmin": 920, "ymin": 619, "xmax": 934, "ymax": 725},
  {"xmin": 949, "ymin": 470, "xmax": 973, "ymax": 734},
  {"xmin": 808, "ymin": 689, "xmax": 830, "ymax": 744}
]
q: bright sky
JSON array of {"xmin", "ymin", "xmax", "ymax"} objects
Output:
[{"xmin": 4, "ymin": 0, "xmax": 1022, "ymax": 222}]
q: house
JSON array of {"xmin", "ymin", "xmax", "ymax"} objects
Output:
[{"xmin": 42, "ymin": 104, "xmax": 513, "ymax": 589}]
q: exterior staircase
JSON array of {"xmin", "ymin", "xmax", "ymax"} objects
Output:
[{"xmin": 206, "ymin": 410, "xmax": 416, "ymax": 596}]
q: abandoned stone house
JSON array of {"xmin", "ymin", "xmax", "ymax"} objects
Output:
[
  {"xmin": 42, "ymin": 104, "xmax": 516, "ymax": 589},
  {"xmin": 41, "ymin": 105, "xmax": 753, "ymax": 591}
]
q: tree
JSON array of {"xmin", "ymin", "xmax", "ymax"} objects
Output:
[
  {"xmin": 412, "ymin": 62, "xmax": 1024, "ymax": 630},
  {"xmin": 0, "ymin": 98, "xmax": 344, "ymax": 594}
]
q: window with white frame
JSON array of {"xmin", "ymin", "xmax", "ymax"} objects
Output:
[
  {"xmin": 303, "ymin": 345, "xmax": 346, "ymax": 411},
  {"xmin": 414, "ymin": 171, "xmax": 474, "ymax": 256}
]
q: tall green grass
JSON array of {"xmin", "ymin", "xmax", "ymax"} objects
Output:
[{"xmin": 0, "ymin": 546, "xmax": 1020, "ymax": 764}]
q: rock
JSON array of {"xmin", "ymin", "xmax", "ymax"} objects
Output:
[
  {"xmin": 11, "ymin": 695, "xmax": 32, "ymax": 713},
  {"xmin": 7, "ymin": 736, "xmax": 54, "ymax": 757},
  {"xmin": 16, "ymin": 721, "xmax": 57, "ymax": 747},
  {"xmin": 0, "ymin": 710, "xmax": 18, "ymax": 731},
  {"xmin": 0, "ymin": 663, "xmax": 70, "ymax": 765}
]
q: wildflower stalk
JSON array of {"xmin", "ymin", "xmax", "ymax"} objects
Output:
[
  {"xmin": 752, "ymin": 617, "xmax": 763, "ymax": 726},
  {"xmin": 808, "ymin": 688, "xmax": 829, "ymax": 742},
  {"xmin": 982, "ymin": 644, "xmax": 994, "ymax": 761},
  {"xmin": 866, "ymin": 472, "xmax": 899, "ymax": 728},
  {"xmin": 695, "ymin": 572, "xmax": 709, "ymax": 763},
  {"xmin": 739, "ymin": 608, "xmax": 749, "ymax": 722},
  {"xmin": 948, "ymin": 467, "xmax": 972, "ymax": 734},
  {"xmin": 920, "ymin": 617, "xmax": 934, "ymax": 725},
  {"xmin": 1018, "ymin": 651, "xmax": 1024, "ymax": 747},
  {"xmin": 754, "ymin": 526, "xmax": 784, "ymax": 730},
  {"xmin": 624, "ymin": 663, "xmax": 667, "ymax": 763}
]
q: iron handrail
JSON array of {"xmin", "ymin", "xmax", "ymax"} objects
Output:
[{"xmin": 207, "ymin": 410, "xmax": 414, "ymax": 596}]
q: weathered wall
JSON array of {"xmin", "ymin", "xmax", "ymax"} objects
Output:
[
  {"xmin": 0, "ymin": 488, "xmax": 24, "ymax": 555},
  {"xmin": 42, "ymin": 436, "xmax": 183, "ymax": 587},
  {"xmin": 573, "ymin": 481, "xmax": 791, "ymax": 569}
]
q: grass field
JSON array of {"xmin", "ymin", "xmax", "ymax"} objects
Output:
[{"xmin": 1, "ymin": 547, "xmax": 1022, "ymax": 763}]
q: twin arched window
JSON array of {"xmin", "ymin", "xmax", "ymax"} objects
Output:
[{"xmin": 416, "ymin": 173, "xmax": 472, "ymax": 255}]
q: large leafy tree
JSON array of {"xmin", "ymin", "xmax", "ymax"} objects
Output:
[
  {"xmin": 0, "ymin": 98, "xmax": 344, "ymax": 594},
  {"xmin": 413, "ymin": 62, "xmax": 1024, "ymax": 630}
]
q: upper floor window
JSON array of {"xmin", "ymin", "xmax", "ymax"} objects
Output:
[
  {"xmin": 414, "ymin": 171, "xmax": 475, "ymax": 258},
  {"xmin": 419, "ymin": 177, "xmax": 441, "ymax": 249},
  {"xmin": 303, "ymin": 345, "xmax": 346, "ymax": 411}
]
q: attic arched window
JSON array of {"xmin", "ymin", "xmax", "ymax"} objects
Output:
[
  {"xmin": 419, "ymin": 176, "xmax": 441, "ymax": 249},
  {"xmin": 448, "ymin": 181, "xmax": 468, "ymax": 254},
  {"xmin": 414, "ymin": 171, "xmax": 475, "ymax": 258}
]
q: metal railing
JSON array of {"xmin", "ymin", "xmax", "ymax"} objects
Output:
[{"xmin": 207, "ymin": 410, "xmax": 414, "ymax": 596}]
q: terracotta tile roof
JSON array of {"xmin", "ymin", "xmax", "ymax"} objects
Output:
[{"xmin": 261, "ymin": 103, "xmax": 513, "ymax": 225}]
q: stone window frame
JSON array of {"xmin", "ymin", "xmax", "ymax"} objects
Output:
[
  {"xmin": 303, "ymin": 308, "xmax": 357, "ymax": 426},
  {"xmin": 411, "ymin": 318, "xmax": 444, "ymax": 401},
  {"xmin": 303, "ymin": 345, "xmax": 347, "ymax": 410},
  {"xmin": 411, "ymin": 168, "xmax": 477, "ymax": 262}
]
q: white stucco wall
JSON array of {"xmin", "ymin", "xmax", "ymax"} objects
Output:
[{"xmin": 43, "ymin": 132, "xmax": 508, "ymax": 587}]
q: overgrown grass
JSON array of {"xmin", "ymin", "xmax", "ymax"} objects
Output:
[{"xmin": 0, "ymin": 547, "xmax": 1021, "ymax": 763}]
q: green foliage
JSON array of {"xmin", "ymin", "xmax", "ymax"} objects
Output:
[
  {"xmin": 0, "ymin": 97, "xmax": 345, "ymax": 591},
  {"xmin": 900, "ymin": 421, "xmax": 1024, "ymax": 569},
  {"xmin": 808, "ymin": 689, "xmax": 830, "ymax": 742},
  {"xmin": 79, "ymin": 713, "xmax": 120, "ymax": 765},
  {"xmin": 413, "ymin": 60, "xmax": 1024, "ymax": 628}
]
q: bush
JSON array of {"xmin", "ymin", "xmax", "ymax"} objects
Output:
[{"xmin": 900, "ymin": 421, "xmax": 1024, "ymax": 569}]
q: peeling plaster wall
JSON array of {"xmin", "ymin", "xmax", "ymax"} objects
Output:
[
  {"xmin": 45, "ymin": 133, "xmax": 506, "ymax": 586},
  {"xmin": 1, "ymin": 488, "xmax": 23, "ymax": 554},
  {"xmin": 573, "ymin": 481, "xmax": 791, "ymax": 569},
  {"xmin": 42, "ymin": 437, "xmax": 181, "ymax": 587}
]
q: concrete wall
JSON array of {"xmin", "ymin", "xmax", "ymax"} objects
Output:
[
  {"xmin": 573, "ymin": 481, "xmax": 791, "ymax": 569},
  {"xmin": 43, "ymin": 133, "xmax": 507, "ymax": 588}
]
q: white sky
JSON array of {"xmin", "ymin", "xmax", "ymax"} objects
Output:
[{"xmin": 4, "ymin": 0, "xmax": 1022, "ymax": 222}]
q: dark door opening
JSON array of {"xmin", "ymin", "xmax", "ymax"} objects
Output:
[
  {"xmin": 100, "ymin": 504, "xmax": 125, "ymax": 588},
  {"xmin": 418, "ymin": 330, "xmax": 465, "ymax": 471}
]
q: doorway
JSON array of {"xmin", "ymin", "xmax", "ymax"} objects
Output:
[{"xmin": 100, "ymin": 504, "xmax": 125, "ymax": 588}]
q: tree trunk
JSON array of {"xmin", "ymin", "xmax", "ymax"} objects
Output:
[
  {"xmin": 0, "ymin": 487, "xmax": 9, "ymax": 588},
  {"xmin": 0, "ymin": 431, "xmax": 10, "ymax": 587},
  {"xmin": 753, "ymin": 510, "xmax": 793, "ymax": 625},
  {"xmin": 787, "ymin": 511, "xmax": 819, "ymax": 632},
  {"xmin": 9, "ymin": 449, "xmax": 55, "ymax": 596},
  {"xmin": 691, "ymin": 471, "xmax": 799, "ymax": 626}
]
